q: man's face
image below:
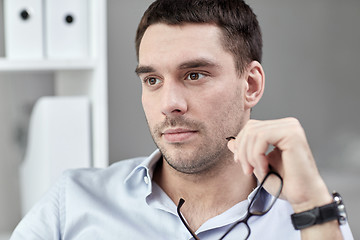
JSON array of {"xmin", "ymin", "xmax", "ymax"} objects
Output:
[{"xmin": 137, "ymin": 23, "xmax": 249, "ymax": 174}]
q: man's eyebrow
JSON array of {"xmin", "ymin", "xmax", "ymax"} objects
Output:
[
  {"xmin": 135, "ymin": 59, "xmax": 219, "ymax": 75},
  {"xmin": 135, "ymin": 65, "xmax": 156, "ymax": 75},
  {"xmin": 178, "ymin": 59, "xmax": 219, "ymax": 70}
]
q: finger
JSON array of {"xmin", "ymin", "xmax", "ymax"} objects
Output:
[
  {"xmin": 246, "ymin": 127, "xmax": 256, "ymax": 173},
  {"xmin": 229, "ymin": 138, "xmax": 252, "ymax": 174},
  {"xmin": 252, "ymin": 155, "xmax": 268, "ymax": 181},
  {"xmin": 237, "ymin": 128, "xmax": 254, "ymax": 175},
  {"xmin": 252, "ymin": 135, "xmax": 271, "ymax": 175},
  {"xmin": 267, "ymin": 147, "xmax": 283, "ymax": 173},
  {"xmin": 242, "ymin": 120, "xmax": 271, "ymax": 175},
  {"xmin": 227, "ymin": 139, "xmax": 240, "ymax": 165},
  {"xmin": 227, "ymin": 138, "xmax": 235, "ymax": 153}
]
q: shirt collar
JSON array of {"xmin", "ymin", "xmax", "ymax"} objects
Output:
[
  {"xmin": 124, "ymin": 149, "xmax": 162, "ymax": 197},
  {"xmin": 124, "ymin": 149, "xmax": 274, "ymax": 216}
]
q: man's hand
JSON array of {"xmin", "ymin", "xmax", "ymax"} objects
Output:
[
  {"xmin": 227, "ymin": 117, "xmax": 343, "ymax": 239},
  {"xmin": 227, "ymin": 117, "xmax": 331, "ymax": 209}
]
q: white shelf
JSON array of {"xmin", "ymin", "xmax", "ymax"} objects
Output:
[{"xmin": 0, "ymin": 58, "xmax": 97, "ymax": 72}]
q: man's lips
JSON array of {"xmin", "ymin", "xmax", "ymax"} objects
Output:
[{"xmin": 161, "ymin": 128, "xmax": 198, "ymax": 142}]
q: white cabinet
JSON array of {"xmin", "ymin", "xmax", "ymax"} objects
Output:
[
  {"xmin": 0, "ymin": 0, "xmax": 108, "ymax": 168},
  {"xmin": 0, "ymin": 0, "xmax": 108, "ymax": 234}
]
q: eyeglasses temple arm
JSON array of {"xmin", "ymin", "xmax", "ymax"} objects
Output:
[{"xmin": 177, "ymin": 198, "xmax": 201, "ymax": 240}]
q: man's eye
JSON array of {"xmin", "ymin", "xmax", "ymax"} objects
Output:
[
  {"xmin": 145, "ymin": 77, "xmax": 161, "ymax": 86},
  {"xmin": 186, "ymin": 73, "xmax": 205, "ymax": 81}
]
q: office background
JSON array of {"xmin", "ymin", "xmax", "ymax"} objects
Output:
[{"xmin": 0, "ymin": 0, "xmax": 359, "ymax": 238}]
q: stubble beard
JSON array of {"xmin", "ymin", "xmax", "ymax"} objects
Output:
[{"xmin": 148, "ymin": 116, "xmax": 237, "ymax": 175}]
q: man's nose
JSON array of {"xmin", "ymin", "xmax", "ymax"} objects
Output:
[{"xmin": 161, "ymin": 80, "xmax": 188, "ymax": 117}]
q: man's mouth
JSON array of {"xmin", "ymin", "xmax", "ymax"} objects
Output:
[{"xmin": 161, "ymin": 128, "xmax": 198, "ymax": 143}]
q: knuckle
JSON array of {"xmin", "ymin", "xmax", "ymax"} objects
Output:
[
  {"xmin": 245, "ymin": 120, "xmax": 258, "ymax": 132},
  {"xmin": 286, "ymin": 118, "xmax": 307, "ymax": 140},
  {"xmin": 285, "ymin": 117, "xmax": 300, "ymax": 125}
]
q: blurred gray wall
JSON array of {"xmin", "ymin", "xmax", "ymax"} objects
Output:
[
  {"xmin": 108, "ymin": 0, "xmax": 360, "ymax": 238},
  {"xmin": 108, "ymin": 0, "xmax": 156, "ymax": 161}
]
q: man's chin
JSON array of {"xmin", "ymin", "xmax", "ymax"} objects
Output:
[{"xmin": 159, "ymin": 147, "xmax": 224, "ymax": 174}]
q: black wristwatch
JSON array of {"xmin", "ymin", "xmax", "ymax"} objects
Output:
[{"xmin": 291, "ymin": 192, "xmax": 347, "ymax": 230}]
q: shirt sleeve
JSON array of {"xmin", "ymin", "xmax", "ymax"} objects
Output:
[
  {"xmin": 341, "ymin": 222, "xmax": 355, "ymax": 240},
  {"xmin": 10, "ymin": 174, "xmax": 66, "ymax": 240}
]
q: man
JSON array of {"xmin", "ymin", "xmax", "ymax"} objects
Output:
[{"xmin": 11, "ymin": 0, "xmax": 353, "ymax": 239}]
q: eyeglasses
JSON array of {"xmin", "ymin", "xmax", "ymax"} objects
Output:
[{"xmin": 177, "ymin": 171, "xmax": 283, "ymax": 240}]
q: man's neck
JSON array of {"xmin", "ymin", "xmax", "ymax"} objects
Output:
[{"xmin": 153, "ymin": 156, "xmax": 257, "ymax": 231}]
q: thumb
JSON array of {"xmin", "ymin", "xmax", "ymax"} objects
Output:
[{"xmin": 227, "ymin": 139, "xmax": 236, "ymax": 153}]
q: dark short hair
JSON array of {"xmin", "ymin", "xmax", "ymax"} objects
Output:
[{"xmin": 135, "ymin": 0, "xmax": 262, "ymax": 74}]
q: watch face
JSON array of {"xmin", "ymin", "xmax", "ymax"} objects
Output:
[
  {"xmin": 338, "ymin": 203, "xmax": 347, "ymax": 225},
  {"xmin": 333, "ymin": 192, "xmax": 347, "ymax": 225}
]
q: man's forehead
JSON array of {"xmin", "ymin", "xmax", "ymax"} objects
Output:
[
  {"xmin": 138, "ymin": 23, "xmax": 229, "ymax": 69},
  {"xmin": 139, "ymin": 23, "xmax": 223, "ymax": 54}
]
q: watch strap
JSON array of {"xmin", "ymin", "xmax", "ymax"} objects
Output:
[{"xmin": 291, "ymin": 202, "xmax": 339, "ymax": 230}]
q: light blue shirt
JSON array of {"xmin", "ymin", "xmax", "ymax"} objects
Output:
[{"xmin": 11, "ymin": 150, "xmax": 353, "ymax": 239}]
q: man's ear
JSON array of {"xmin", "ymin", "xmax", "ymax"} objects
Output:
[{"xmin": 243, "ymin": 61, "xmax": 265, "ymax": 110}]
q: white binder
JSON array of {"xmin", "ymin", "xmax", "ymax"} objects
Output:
[
  {"xmin": 45, "ymin": 0, "xmax": 89, "ymax": 59},
  {"xmin": 3, "ymin": 0, "xmax": 44, "ymax": 59},
  {"xmin": 20, "ymin": 96, "xmax": 92, "ymax": 215}
]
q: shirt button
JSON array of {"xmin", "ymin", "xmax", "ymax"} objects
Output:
[{"xmin": 144, "ymin": 176, "xmax": 149, "ymax": 184}]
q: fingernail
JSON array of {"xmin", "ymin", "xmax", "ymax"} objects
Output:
[{"xmin": 226, "ymin": 136, "xmax": 236, "ymax": 141}]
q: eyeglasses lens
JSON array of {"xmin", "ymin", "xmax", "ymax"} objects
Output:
[{"xmin": 249, "ymin": 172, "xmax": 282, "ymax": 215}]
